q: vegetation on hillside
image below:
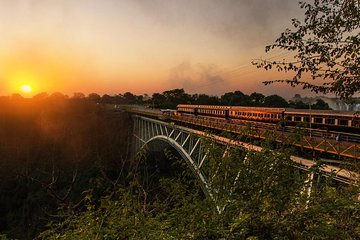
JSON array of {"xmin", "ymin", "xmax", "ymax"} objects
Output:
[{"xmin": 0, "ymin": 96, "xmax": 358, "ymax": 239}]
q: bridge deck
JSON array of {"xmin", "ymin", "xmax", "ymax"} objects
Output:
[
  {"xmin": 125, "ymin": 106, "xmax": 360, "ymax": 160},
  {"xmin": 133, "ymin": 114, "xmax": 359, "ymax": 185}
]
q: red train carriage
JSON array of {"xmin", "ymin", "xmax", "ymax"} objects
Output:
[
  {"xmin": 176, "ymin": 104, "xmax": 360, "ymax": 133},
  {"xmin": 229, "ymin": 106, "xmax": 285, "ymax": 123},
  {"xmin": 284, "ymin": 109, "xmax": 360, "ymax": 133}
]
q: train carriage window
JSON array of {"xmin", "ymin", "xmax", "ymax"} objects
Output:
[
  {"xmin": 353, "ymin": 119, "xmax": 360, "ymax": 127},
  {"xmin": 314, "ymin": 117, "xmax": 323, "ymax": 124},
  {"xmin": 285, "ymin": 115, "xmax": 292, "ymax": 121},
  {"xmin": 303, "ymin": 116, "xmax": 310, "ymax": 122},
  {"xmin": 325, "ymin": 118, "xmax": 335, "ymax": 125},
  {"xmin": 294, "ymin": 115, "xmax": 301, "ymax": 121},
  {"xmin": 338, "ymin": 119, "xmax": 349, "ymax": 126}
]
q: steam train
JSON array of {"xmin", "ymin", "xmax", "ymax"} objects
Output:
[{"xmin": 176, "ymin": 104, "xmax": 360, "ymax": 134}]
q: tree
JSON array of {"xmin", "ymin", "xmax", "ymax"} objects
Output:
[
  {"xmin": 264, "ymin": 94, "xmax": 289, "ymax": 107},
  {"xmin": 123, "ymin": 92, "xmax": 137, "ymax": 104},
  {"xmin": 101, "ymin": 94, "xmax": 114, "ymax": 103},
  {"xmin": 311, "ymin": 98, "xmax": 332, "ymax": 110},
  {"xmin": 49, "ymin": 92, "xmax": 68, "ymax": 100},
  {"xmin": 33, "ymin": 92, "xmax": 49, "ymax": 100},
  {"xmin": 221, "ymin": 91, "xmax": 251, "ymax": 106},
  {"xmin": 152, "ymin": 93, "xmax": 166, "ymax": 108},
  {"xmin": 249, "ymin": 92, "xmax": 265, "ymax": 106},
  {"xmin": 253, "ymin": 0, "xmax": 360, "ymax": 100},
  {"xmin": 162, "ymin": 88, "xmax": 192, "ymax": 108},
  {"xmin": 87, "ymin": 93, "xmax": 101, "ymax": 102},
  {"xmin": 72, "ymin": 92, "xmax": 85, "ymax": 99},
  {"xmin": 289, "ymin": 100, "xmax": 309, "ymax": 109},
  {"xmin": 192, "ymin": 94, "xmax": 220, "ymax": 105}
]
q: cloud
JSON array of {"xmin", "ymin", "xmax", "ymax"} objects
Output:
[
  {"xmin": 132, "ymin": 0, "xmax": 301, "ymax": 47},
  {"xmin": 168, "ymin": 61, "xmax": 226, "ymax": 93}
]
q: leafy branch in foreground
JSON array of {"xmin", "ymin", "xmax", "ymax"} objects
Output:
[{"xmin": 253, "ymin": 0, "xmax": 360, "ymax": 100}]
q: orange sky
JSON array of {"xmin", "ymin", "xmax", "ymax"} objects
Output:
[{"xmin": 0, "ymin": 0, "xmax": 316, "ymax": 99}]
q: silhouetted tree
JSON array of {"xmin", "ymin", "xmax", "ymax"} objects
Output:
[
  {"xmin": 49, "ymin": 92, "xmax": 68, "ymax": 100},
  {"xmin": 11, "ymin": 93, "xmax": 24, "ymax": 100},
  {"xmin": 72, "ymin": 92, "xmax": 85, "ymax": 99},
  {"xmin": 253, "ymin": 0, "xmax": 360, "ymax": 99},
  {"xmin": 192, "ymin": 94, "xmax": 220, "ymax": 105},
  {"xmin": 33, "ymin": 92, "xmax": 49, "ymax": 100},
  {"xmin": 101, "ymin": 94, "xmax": 115, "ymax": 103},
  {"xmin": 221, "ymin": 91, "xmax": 251, "ymax": 106},
  {"xmin": 152, "ymin": 93, "xmax": 166, "ymax": 108},
  {"xmin": 87, "ymin": 93, "xmax": 101, "ymax": 102},
  {"xmin": 311, "ymin": 99, "xmax": 332, "ymax": 110},
  {"xmin": 264, "ymin": 94, "xmax": 289, "ymax": 107},
  {"xmin": 249, "ymin": 92, "xmax": 265, "ymax": 106},
  {"xmin": 289, "ymin": 100, "xmax": 309, "ymax": 109},
  {"xmin": 162, "ymin": 88, "xmax": 192, "ymax": 108}
]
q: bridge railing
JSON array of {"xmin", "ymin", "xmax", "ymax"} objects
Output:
[{"xmin": 121, "ymin": 105, "xmax": 360, "ymax": 160}]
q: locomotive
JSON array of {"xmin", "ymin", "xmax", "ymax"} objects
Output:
[{"xmin": 176, "ymin": 104, "xmax": 360, "ymax": 133}]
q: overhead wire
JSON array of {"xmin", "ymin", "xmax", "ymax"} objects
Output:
[{"xmin": 184, "ymin": 49, "xmax": 295, "ymax": 93}]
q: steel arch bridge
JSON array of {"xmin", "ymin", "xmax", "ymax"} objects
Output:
[{"xmin": 132, "ymin": 115, "xmax": 358, "ymax": 212}]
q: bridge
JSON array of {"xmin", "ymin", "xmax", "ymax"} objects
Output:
[{"xmin": 122, "ymin": 105, "xmax": 359, "ymax": 212}]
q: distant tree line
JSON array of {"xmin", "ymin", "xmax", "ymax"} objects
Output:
[{"xmin": 17, "ymin": 88, "xmax": 332, "ymax": 110}]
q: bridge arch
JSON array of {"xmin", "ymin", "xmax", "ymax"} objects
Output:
[
  {"xmin": 131, "ymin": 114, "xmax": 358, "ymax": 213},
  {"xmin": 140, "ymin": 135, "xmax": 216, "ymax": 204}
]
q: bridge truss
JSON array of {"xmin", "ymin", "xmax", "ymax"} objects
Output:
[{"xmin": 132, "ymin": 115, "xmax": 358, "ymax": 213}]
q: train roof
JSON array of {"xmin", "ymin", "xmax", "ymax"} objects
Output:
[
  {"xmin": 177, "ymin": 104, "xmax": 359, "ymax": 117},
  {"xmin": 230, "ymin": 106, "xmax": 285, "ymax": 112},
  {"xmin": 177, "ymin": 104, "xmax": 284, "ymax": 112}
]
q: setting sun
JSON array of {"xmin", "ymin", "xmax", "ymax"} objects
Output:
[{"xmin": 20, "ymin": 84, "xmax": 33, "ymax": 94}]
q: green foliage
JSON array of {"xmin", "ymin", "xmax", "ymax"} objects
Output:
[
  {"xmin": 311, "ymin": 99, "xmax": 332, "ymax": 110},
  {"xmin": 254, "ymin": 0, "xmax": 360, "ymax": 100},
  {"xmin": 152, "ymin": 88, "xmax": 192, "ymax": 109},
  {"xmin": 1, "ymin": 97, "xmax": 359, "ymax": 239},
  {"xmin": 37, "ymin": 136, "xmax": 360, "ymax": 239},
  {"xmin": 0, "ymin": 98, "xmax": 132, "ymax": 239},
  {"xmin": 263, "ymin": 94, "xmax": 289, "ymax": 107}
]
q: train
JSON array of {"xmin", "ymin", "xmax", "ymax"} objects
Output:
[{"xmin": 176, "ymin": 104, "xmax": 360, "ymax": 133}]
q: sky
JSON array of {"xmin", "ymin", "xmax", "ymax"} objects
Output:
[{"xmin": 0, "ymin": 0, "xmax": 312, "ymax": 98}]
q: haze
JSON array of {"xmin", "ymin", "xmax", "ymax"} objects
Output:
[{"xmin": 0, "ymin": 0, "xmax": 307, "ymax": 98}]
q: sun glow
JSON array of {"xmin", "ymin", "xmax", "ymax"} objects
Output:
[{"xmin": 20, "ymin": 84, "xmax": 33, "ymax": 94}]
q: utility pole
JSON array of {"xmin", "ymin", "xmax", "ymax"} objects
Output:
[{"xmin": 309, "ymin": 103, "xmax": 312, "ymax": 137}]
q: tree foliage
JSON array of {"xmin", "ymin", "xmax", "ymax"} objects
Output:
[
  {"xmin": 253, "ymin": 0, "xmax": 360, "ymax": 100},
  {"xmin": 36, "ymin": 140, "xmax": 360, "ymax": 240},
  {"xmin": 264, "ymin": 94, "xmax": 289, "ymax": 107}
]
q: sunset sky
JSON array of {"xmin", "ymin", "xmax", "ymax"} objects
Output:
[{"xmin": 0, "ymin": 0, "xmax": 313, "ymax": 98}]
